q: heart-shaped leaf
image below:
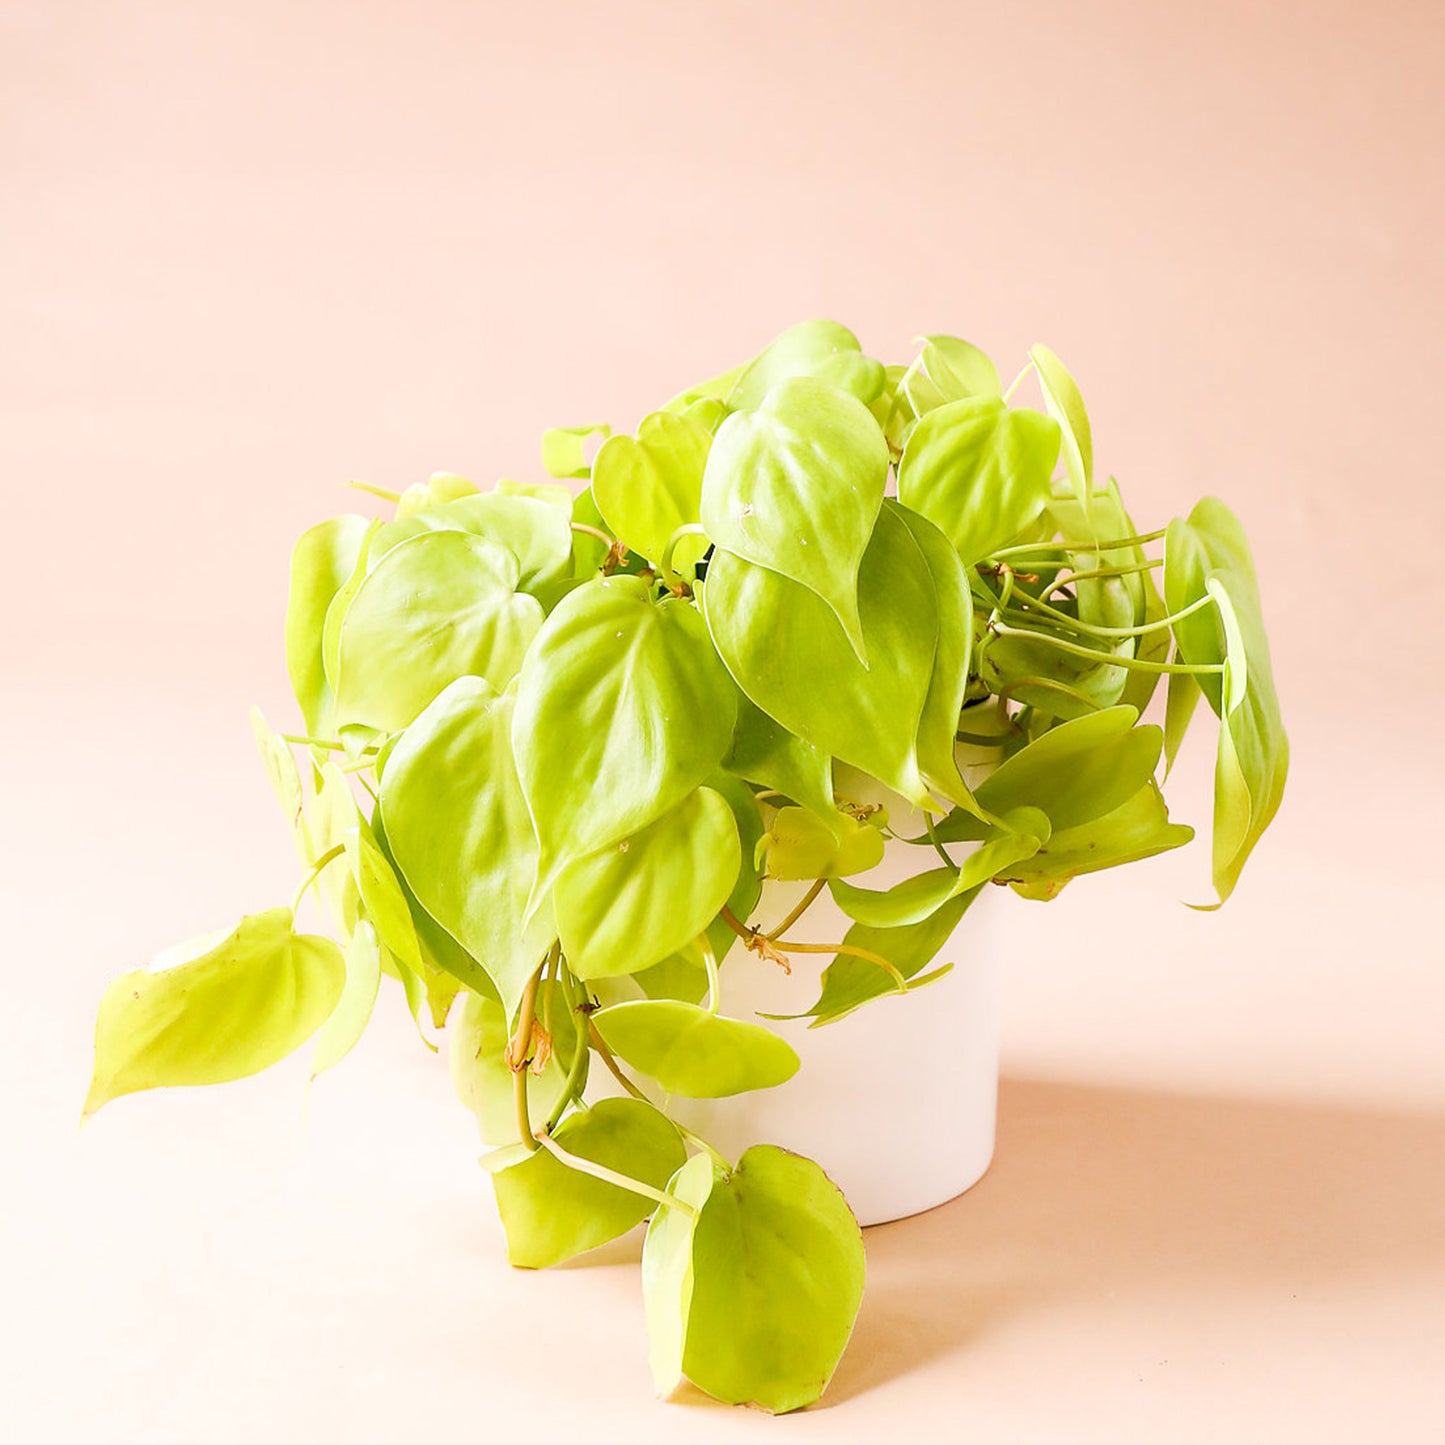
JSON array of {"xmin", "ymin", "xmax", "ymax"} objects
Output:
[
  {"xmin": 701, "ymin": 375, "xmax": 888, "ymax": 660},
  {"xmin": 381, "ymin": 678, "xmax": 552, "ymax": 1015},
  {"xmin": 84, "ymin": 908, "xmax": 345, "ymax": 1119},
  {"xmin": 491, "ymin": 1097, "xmax": 686, "ymax": 1268},
  {"xmin": 723, "ymin": 319, "xmax": 864, "ymax": 413},
  {"xmin": 1165, "ymin": 499, "xmax": 1288, "ymax": 902},
  {"xmin": 702, "ymin": 505, "xmax": 937, "ymax": 808},
  {"xmin": 554, "ymin": 786, "xmax": 740, "ymax": 980},
  {"xmin": 676, "ymin": 1145, "xmax": 865, "ymax": 1413},
  {"xmin": 436, "ymin": 492, "xmax": 574, "ymax": 596},
  {"xmin": 334, "ymin": 531, "xmax": 542, "ymax": 734},
  {"xmin": 541, "ymin": 423, "xmax": 610, "ymax": 479},
  {"xmin": 757, "ymin": 806, "xmax": 885, "ymax": 880},
  {"xmin": 592, "ymin": 410, "xmax": 713, "ymax": 579},
  {"xmin": 512, "ymin": 578, "xmax": 737, "ymax": 895},
  {"xmin": 592, "ymin": 1000, "xmax": 800, "ymax": 1097},
  {"xmin": 897, "ymin": 396, "xmax": 1060, "ymax": 566}
]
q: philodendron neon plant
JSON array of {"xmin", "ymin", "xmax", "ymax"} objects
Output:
[{"xmin": 85, "ymin": 320, "xmax": 1287, "ymax": 1412}]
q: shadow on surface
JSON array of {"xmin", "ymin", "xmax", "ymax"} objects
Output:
[{"xmin": 827, "ymin": 1076, "xmax": 1445, "ymax": 1404}]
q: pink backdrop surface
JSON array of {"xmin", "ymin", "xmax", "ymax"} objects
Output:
[{"xmin": 3, "ymin": 2, "xmax": 1442, "ymax": 1440}]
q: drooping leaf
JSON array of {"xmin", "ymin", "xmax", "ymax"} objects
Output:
[
  {"xmin": 801, "ymin": 891, "xmax": 976, "ymax": 1026},
  {"xmin": 592, "ymin": 1001, "xmax": 799, "ymax": 1097},
  {"xmin": 1163, "ymin": 651, "xmax": 1202, "ymax": 777},
  {"xmin": 448, "ymin": 986, "xmax": 580, "ymax": 1145},
  {"xmin": 1030, "ymin": 344, "xmax": 1094, "ymax": 520},
  {"xmin": 491, "ymin": 1098, "xmax": 686, "ymax": 1269},
  {"xmin": 284, "ymin": 514, "xmax": 369, "ymax": 735},
  {"xmin": 678, "ymin": 1146, "xmax": 865, "ymax": 1413},
  {"xmin": 897, "ymin": 396, "xmax": 1060, "ymax": 566},
  {"xmin": 554, "ymin": 787, "xmax": 740, "ymax": 980},
  {"xmin": 512, "ymin": 578, "xmax": 737, "ymax": 895},
  {"xmin": 642, "ymin": 1154, "xmax": 717, "ymax": 1398},
  {"xmin": 334, "ymin": 531, "xmax": 543, "ymax": 734},
  {"xmin": 722, "ymin": 319, "xmax": 864, "ymax": 413},
  {"xmin": 999, "ymin": 782, "xmax": 1194, "ymax": 898},
  {"xmin": 249, "ymin": 706, "xmax": 304, "ymax": 849},
  {"xmin": 1165, "ymin": 499, "xmax": 1288, "ymax": 902},
  {"xmin": 701, "ymin": 375, "xmax": 888, "ymax": 660},
  {"xmin": 592, "ymin": 410, "xmax": 713, "ymax": 579},
  {"xmin": 84, "ymin": 908, "xmax": 345, "ymax": 1118},
  {"xmin": 702, "ymin": 506, "xmax": 938, "ymax": 809},
  {"xmin": 381, "ymin": 677, "xmax": 551, "ymax": 1014},
  {"xmin": 310, "ymin": 918, "xmax": 383, "ymax": 1079}
]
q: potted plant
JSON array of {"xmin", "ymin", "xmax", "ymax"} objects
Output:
[{"xmin": 83, "ymin": 320, "xmax": 1288, "ymax": 1413}]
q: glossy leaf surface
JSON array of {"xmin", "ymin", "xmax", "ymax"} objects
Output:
[
  {"xmin": 491, "ymin": 1098, "xmax": 686, "ymax": 1269},
  {"xmin": 897, "ymin": 396, "xmax": 1060, "ymax": 565},
  {"xmin": 680, "ymin": 1146, "xmax": 865, "ymax": 1413},
  {"xmin": 642, "ymin": 1154, "xmax": 716, "ymax": 1397},
  {"xmin": 285, "ymin": 514, "xmax": 369, "ymax": 734},
  {"xmin": 85, "ymin": 909, "xmax": 345, "ymax": 1118},
  {"xmin": 554, "ymin": 787, "xmax": 740, "ymax": 979},
  {"xmin": 593, "ymin": 1001, "xmax": 799, "ymax": 1098},
  {"xmin": 703, "ymin": 506, "xmax": 937, "ymax": 807},
  {"xmin": 701, "ymin": 375, "xmax": 888, "ymax": 658}
]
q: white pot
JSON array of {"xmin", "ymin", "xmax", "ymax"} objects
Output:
[{"xmin": 666, "ymin": 856, "xmax": 999, "ymax": 1228}]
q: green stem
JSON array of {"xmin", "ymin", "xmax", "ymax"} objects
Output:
[
  {"xmin": 767, "ymin": 879, "xmax": 826, "ymax": 941},
  {"xmin": 988, "ymin": 621, "xmax": 1224, "ymax": 675},
  {"xmin": 769, "ymin": 936, "xmax": 910, "ymax": 993},
  {"xmin": 1040, "ymin": 558, "xmax": 1164, "ymax": 599},
  {"xmin": 922, "ymin": 813, "xmax": 957, "ymax": 870},
  {"xmin": 659, "ymin": 523, "xmax": 708, "ymax": 578},
  {"xmin": 589, "ymin": 1024, "xmax": 651, "ymax": 1103},
  {"xmin": 281, "ymin": 733, "xmax": 349, "ymax": 752},
  {"xmin": 569, "ymin": 521, "xmax": 614, "ymax": 547},
  {"xmin": 537, "ymin": 1135, "xmax": 696, "ymax": 1216},
  {"xmin": 988, "ymin": 527, "xmax": 1168, "ymax": 560},
  {"xmin": 544, "ymin": 966, "xmax": 592, "ymax": 1135},
  {"xmin": 1011, "ymin": 588, "xmax": 1216, "ymax": 639},
  {"xmin": 290, "ymin": 844, "xmax": 346, "ymax": 914},
  {"xmin": 701, "ymin": 934, "xmax": 721, "ymax": 1016},
  {"xmin": 510, "ymin": 964, "xmax": 545, "ymax": 1152}
]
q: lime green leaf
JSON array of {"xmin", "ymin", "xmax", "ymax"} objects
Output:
[
  {"xmin": 802, "ymin": 891, "xmax": 976, "ymax": 1026},
  {"xmin": 395, "ymin": 472, "xmax": 480, "ymax": 515},
  {"xmin": 335, "ymin": 531, "xmax": 543, "ymax": 734},
  {"xmin": 662, "ymin": 358, "xmax": 749, "ymax": 414},
  {"xmin": 310, "ymin": 919, "xmax": 383, "ymax": 1079},
  {"xmin": 1000, "ymin": 782, "xmax": 1194, "ymax": 896},
  {"xmin": 919, "ymin": 334, "xmax": 1002, "ymax": 401},
  {"xmin": 828, "ymin": 865, "xmax": 958, "ymax": 927},
  {"xmin": 974, "ymin": 705, "xmax": 1162, "ymax": 831},
  {"xmin": 592, "ymin": 410, "xmax": 713, "ymax": 579},
  {"xmin": 703, "ymin": 771, "xmax": 766, "ymax": 963},
  {"xmin": 703, "ymin": 506, "xmax": 937, "ymax": 808},
  {"xmin": 449, "ymin": 986, "xmax": 580, "ymax": 1145},
  {"xmin": 491, "ymin": 1098, "xmax": 686, "ymax": 1268},
  {"xmin": 249, "ymin": 706, "xmax": 304, "ymax": 845},
  {"xmin": 1163, "ymin": 651, "xmax": 1201, "ymax": 777},
  {"xmin": 512, "ymin": 580, "xmax": 737, "ymax": 894},
  {"xmin": 680, "ymin": 1146, "xmax": 865, "ymax": 1413},
  {"xmin": 897, "ymin": 397, "xmax": 1060, "ymax": 566},
  {"xmin": 723, "ymin": 319, "xmax": 863, "ymax": 413},
  {"xmin": 381, "ymin": 678, "xmax": 551, "ymax": 1014},
  {"xmin": 1029, "ymin": 344, "xmax": 1093, "ymax": 518},
  {"xmin": 84, "ymin": 909, "xmax": 345, "ymax": 1119},
  {"xmin": 437, "ymin": 492, "xmax": 574, "ymax": 596},
  {"xmin": 723, "ymin": 693, "xmax": 835, "ymax": 827},
  {"xmin": 285, "ymin": 514, "xmax": 369, "ymax": 735},
  {"xmin": 701, "ymin": 376, "xmax": 888, "ymax": 660},
  {"xmin": 592, "ymin": 1001, "xmax": 799, "ymax": 1097},
  {"xmin": 812, "ymin": 350, "xmax": 886, "ymax": 405},
  {"xmin": 320, "ymin": 519, "xmax": 381, "ymax": 696},
  {"xmin": 555, "ymin": 787, "xmax": 740, "ymax": 980},
  {"xmin": 1165, "ymin": 499, "xmax": 1288, "ymax": 902},
  {"xmin": 757, "ymin": 806, "xmax": 884, "ymax": 880},
  {"xmin": 642, "ymin": 1154, "xmax": 717, "ymax": 1397},
  {"xmin": 893, "ymin": 504, "xmax": 981, "ymax": 813},
  {"xmin": 343, "ymin": 820, "xmax": 423, "ymax": 976},
  {"xmin": 495, "ymin": 476, "xmax": 575, "ymax": 513},
  {"xmin": 541, "ymin": 423, "xmax": 611, "ymax": 479}
]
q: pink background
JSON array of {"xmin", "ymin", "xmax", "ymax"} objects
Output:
[{"xmin": 4, "ymin": 2, "xmax": 1442, "ymax": 1439}]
